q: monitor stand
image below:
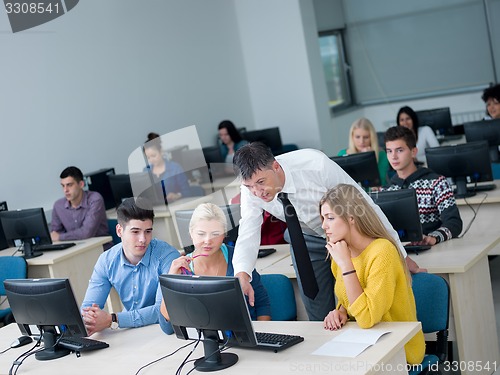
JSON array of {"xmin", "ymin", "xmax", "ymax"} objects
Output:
[
  {"xmin": 454, "ymin": 178, "xmax": 476, "ymax": 199},
  {"xmin": 194, "ymin": 330, "xmax": 238, "ymax": 372},
  {"xmin": 35, "ymin": 329, "xmax": 71, "ymax": 361},
  {"xmin": 22, "ymin": 240, "xmax": 43, "ymax": 259}
]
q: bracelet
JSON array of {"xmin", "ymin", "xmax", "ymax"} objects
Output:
[{"xmin": 342, "ymin": 269, "xmax": 356, "ymax": 276}]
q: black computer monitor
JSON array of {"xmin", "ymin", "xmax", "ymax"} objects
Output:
[
  {"xmin": 330, "ymin": 151, "xmax": 381, "ymax": 188},
  {"xmin": 0, "ymin": 208, "xmax": 52, "ymax": 258},
  {"xmin": 159, "ymin": 274, "xmax": 258, "ymax": 372},
  {"xmin": 0, "ymin": 201, "xmax": 11, "ymax": 250},
  {"xmin": 129, "ymin": 172, "xmax": 166, "ymax": 206},
  {"xmin": 464, "ymin": 119, "xmax": 500, "ymax": 162},
  {"xmin": 3, "ymin": 278, "xmax": 88, "ymax": 361},
  {"xmin": 108, "ymin": 174, "xmax": 133, "ymax": 207},
  {"xmin": 243, "ymin": 127, "xmax": 283, "ymax": 154},
  {"xmin": 415, "ymin": 107, "xmax": 454, "ymax": 136},
  {"xmin": 426, "ymin": 141, "xmax": 493, "ymax": 198},
  {"xmin": 370, "ymin": 189, "xmax": 423, "ymax": 243}
]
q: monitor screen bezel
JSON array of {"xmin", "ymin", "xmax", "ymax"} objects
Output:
[
  {"xmin": 370, "ymin": 189, "xmax": 423, "ymax": 243},
  {"xmin": 0, "ymin": 208, "xmax": 51, "ymax": 258},
  {"xmin": 464, "ymin": 119, "xmax": 500, "ymax": 162},
  {"xmin": 330, "ymin": 151, "xmax": 381, "ymax": 188}
]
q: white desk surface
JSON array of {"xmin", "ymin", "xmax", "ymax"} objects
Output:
[
  {"xmin": 0, "ymin": 237, "xmax": 112, "ymax": 266},
  {"xmin": 0, "ymin": 321, "xmax": 420, "ymax": 375}
]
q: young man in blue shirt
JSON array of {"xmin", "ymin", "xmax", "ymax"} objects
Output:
[{"xmin": 81, "ymin": 197, "xmax": 179, "ymax": 335}]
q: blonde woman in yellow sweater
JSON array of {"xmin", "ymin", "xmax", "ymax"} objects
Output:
[{"xmin": 319, "ymin": 184, "xmax": 425, "ymax": 365}]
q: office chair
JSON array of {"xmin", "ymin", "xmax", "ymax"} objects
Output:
[
  {"xmin": 174, "ymin": 204, "xmax": 241, "ymax": 254},
  {"xmin": 260, "ymin": 274, "xmax": 297, "ymax": 321},
  {"xmin": 408, "ymin": 273, "xmax": 450, "ymax": 375},
  {"xmin": 0, "ymin": 256, "xmax": 27, "ymax": 325}
]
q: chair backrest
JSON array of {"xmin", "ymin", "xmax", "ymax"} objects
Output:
[
  {"xmin": 260, "ymin": 274, "xmax": 297, "ymax": 321},
  {"xmin": 411, "ymin": 272, "xmax": 450, "ymax": 361},
  {"xmin": 0, "ymin": 256, "xmax": 27, "ymax": 297},
  {"xmin": 174, "ymin": 204, "xmax": 241, "ymax": 253},
  {"xmin": 107, "ymin": 219, "xmax": 121, "ymax": 246}
]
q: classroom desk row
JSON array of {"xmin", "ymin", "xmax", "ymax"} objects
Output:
[
  {"xmin": 0, "ymin": 236, "xmax": 112, "ymax": 307},
  {"xmin": 257, "ymin": 230, "xmax": 500, "ymax": 375},
  {"xmin": 0, "ymin": 320, "xmax": 420, "ymax": 375}
]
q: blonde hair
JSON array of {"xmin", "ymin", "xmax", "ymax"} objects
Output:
[
  {"xmin": 319, "ymin": 184, "xmax": 410, "ymax": 284},
  {"xmin": 347, "ymin": 118, "xmax": 380, "ymax": 161},
  {"xmin": 189, "ymin": 203, "xmax": 227, "ymax": 234}
]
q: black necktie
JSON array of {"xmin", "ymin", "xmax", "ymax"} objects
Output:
[{"xmin": 277, "ymin": 192, "xmax": 319, "ymax": 299}]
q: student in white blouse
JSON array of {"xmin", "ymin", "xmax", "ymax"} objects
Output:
[{"xmin": 397, "ymin": 106, "xmax": 439, "ymax": 164}]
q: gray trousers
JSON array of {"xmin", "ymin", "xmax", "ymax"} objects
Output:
[{"xmin": 284, "ymin": 230, "xmax": 336, "ymax": 321}]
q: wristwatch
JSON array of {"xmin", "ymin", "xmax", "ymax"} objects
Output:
[{"xmin": 110, "ymin": 313, "xmax": 119, "ymax": 330}]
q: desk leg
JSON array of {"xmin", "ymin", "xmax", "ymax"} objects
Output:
[{"xmin": 449, "ymin": 256, "xmax": 500, "ymax": 375}]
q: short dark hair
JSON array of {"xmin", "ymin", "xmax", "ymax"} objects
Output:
[
  {"xmin": 396, "ymin": 106, "xmax": 420, "ymax": 141},
  {"xmin": 384, "ymin": 126, "xmax": 417, "ymax": 149},
  {"xmin": 116, "ymin": 197, "xmax": 155, "ymax": 227},
  {"xmin": 218, "ymin": 120, "xmax": 243, "ymax": 143},
  {"xmin": 60, "ymin": 166, "xmax": 84, "ymax": 182},
  {"xmin": 481, "ymin": 84, "xmax": 500, "ymax": 103},
  {"xmin": 233, "ymin": 142, "xmax": 275, "ymax": 180}
]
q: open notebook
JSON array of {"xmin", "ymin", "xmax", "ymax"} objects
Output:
[{"xmin": 312, "ymin": 328, "xmax": 390, "ymax": 358}]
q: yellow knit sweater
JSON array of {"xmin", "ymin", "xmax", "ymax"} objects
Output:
[{"xmin": 331, "ymin": 238, "xmax": 425, "ymax": 365}]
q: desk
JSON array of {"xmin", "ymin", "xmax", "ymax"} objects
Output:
[
  {"xmin": 0, "ymin": 320, "xmax": 420, "ymax": 375},
  {"xmin": 0, "ymin": 237, "xmax": 111, "ymax": 307},
  {"xmin": 262, "ymin": 236, "xmax": 500, "ymax": 375},
  {"xmin": 455, "ymin": 182, "xmax": 500, "ymax": 255}
]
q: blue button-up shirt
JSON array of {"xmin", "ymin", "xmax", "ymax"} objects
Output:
[{"xmin": 81, "ymin": 238, "xmax": 179, "ymax": 328}]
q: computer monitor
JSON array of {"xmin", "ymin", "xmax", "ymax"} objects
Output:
[
  {"xmin": 426, "ymin": 141, "xmax": 493, "ymax": 198},
  {"xmin": 108, "ymin": 174, "xmax": 133, "ymax": 207},
  {"xmin": 464, "ymin": 119, "xmax": 500, "ymax": 162},
  {"xmin": 329, "ymin": 151, "xmax": 381, "ymax": 188},
  {"xmin": 370, "ymin": 189, "xmax": 423, "ymax": 243},
  {"xmin": 159, "ymin": 274, "xmax": 257, "ymax": 371},
  {"xmin": 0, "ymin": 208, "xmax": 52, "ymax": 258},
  {"xmin": 415, "ymin": 107, "xmax": 454, "ymax": 136},
  {"xmin": 3, "ymin": 278, "xmax": 88, "ymax": 361},
  {"xmin": 0, "ymin": 201, "xmax": 11, "ymax": 250},
  {"xmin": 84, "ymin": 168, "xmax": 116, "ymax": 210},
  {"xmin": 174, "ymin": 204, "xmax": 241, "ymax": 254},
  {"xmin": 243, "ymin": 127, "xmax": 283, "ymax": 154},
  {"xmin": 129, "ymin": 172, "xmax": 166, "ymax": 206}
]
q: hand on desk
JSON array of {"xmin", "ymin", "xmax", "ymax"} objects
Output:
[
  {"xmin": 324, "ymin": 307, "xmax": 347, "ymax": 331},
  {"xmin": 410, "ymin": 235, "xmax": 437, "ymax": 247},
  {"xmin": 82, "ymin": 303, "xmax": 112, "ymax": 336},
  {"xmin": 50, "ymin": 231, "xmax": 60, "ymax": 242},
  {"xmin": 406, "ymin": 256, "xmax": 427, "ymax": 274}
]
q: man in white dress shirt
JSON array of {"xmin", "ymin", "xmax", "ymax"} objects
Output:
[{"xmin": 232, "ymin": 142, "xmax": 423, "ymax": 321}]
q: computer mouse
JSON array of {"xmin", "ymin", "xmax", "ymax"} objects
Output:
[{"xmin": 10, "ymin": 336, "xmax": 33, "ymax": 348}]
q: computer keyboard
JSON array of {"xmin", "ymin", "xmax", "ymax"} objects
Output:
[
  {"xmin": 255, "ymin": 332, "xmax": 304, "ymax": 352},
  {"xmin": 34, "ymin": 243, "xmax": 76, "ymax": 251},
  {"xmin": 467, "ymin": 183, "xmax": 496, "ymax": 193},
  {"xmin": 58, "ymin": 337, "xmax": 109, "ymax": 352},
  {"xmin": 404, "ymin": 245, "xmax": 431, "ymax": 254}
]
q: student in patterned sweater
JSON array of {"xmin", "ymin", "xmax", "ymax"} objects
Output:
[
  {"xmin": 320, "ymin": 184, "xmax": 425, "ymax": 365},
  {"xmin": 384, "ymin": 126, "xmax": 463, "ymax": 245}
]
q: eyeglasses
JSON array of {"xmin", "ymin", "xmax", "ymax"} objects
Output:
[{"xmin": 180, "ymin": 253, "xmax": 209, "ymax": 275}]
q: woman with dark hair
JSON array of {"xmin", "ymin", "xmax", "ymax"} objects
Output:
[
  {"xmin": 218, "ymin": 120, "xmax": 248, "ymax": 164},
  {"xmin": 396, "ymin": 106, "xmax": 439, "ymax": 163},
  {"xmin": 481, "ymin": 84, "xmax": 500, "ymax": 120}
]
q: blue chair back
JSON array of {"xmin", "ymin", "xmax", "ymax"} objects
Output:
[
  {"xmin": 0, "ymin": 256, "xmax": 27, "ymax": 322},
  {"xmin": 260, "ymin": 274, "xmax": 296, "ymax": 321},
  {"xmin": 411, "ymin": 272, "xmax": 450, "ymax": 370},
  {"xmin": 107, "ymin": 219, "xmax": 121, "ymax": 246}
]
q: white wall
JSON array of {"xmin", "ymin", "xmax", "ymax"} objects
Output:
[
  {"xmin": 234, "ymin": 0, "xmax": 328, "ymax": 150},
  {"xmin": 0, "ymin": 0, "xmax": 254, "ymax": 211}
]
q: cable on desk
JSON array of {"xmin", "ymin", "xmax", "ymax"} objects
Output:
[
  {"xmin": 134, "ymin": 339, "xmax": 198, "ymax": 375},
  {"xmin": 176, "ymin": 331, "xmax": 202, "ymax": 375},
  {"xmin": 185, "ymin": 335, "xmax": 231, "ymax": 375},
  {"xmin": 457, "ymin": 193, "xmax": 487, "ymax": 239}
]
